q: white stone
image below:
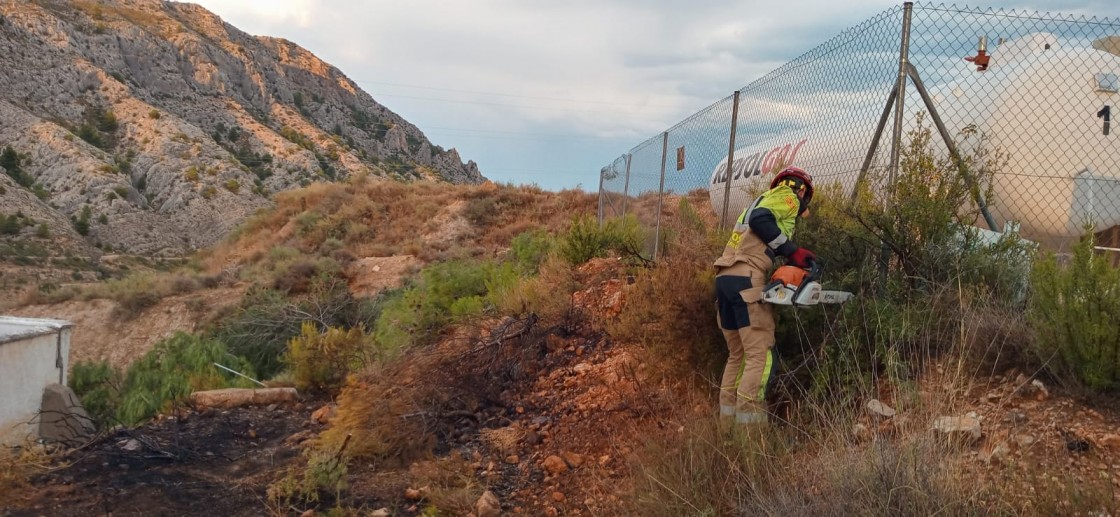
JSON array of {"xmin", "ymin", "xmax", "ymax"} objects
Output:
[
  {"xmin": 932, "ymin": 415, "xmax": 982, "ymax": 443},
  {"xmin": 865, "ymin": 399, "xmax": 896, "ymax": 418}
]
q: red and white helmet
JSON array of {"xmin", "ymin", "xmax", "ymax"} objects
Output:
[{"xmin": 770, "ymin": 166, "xmax": 814, "ymax": 209}]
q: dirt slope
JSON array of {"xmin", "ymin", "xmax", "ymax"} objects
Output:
[{"xmin": 10, "ymin": 286, "xmax": 243, "ymax": 370}]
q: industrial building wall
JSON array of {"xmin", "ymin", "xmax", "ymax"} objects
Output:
[{"xmin": 0, "ymin": 329, "xmax": 71, "ymax": 445}]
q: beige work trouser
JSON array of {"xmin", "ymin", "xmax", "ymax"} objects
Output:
[{"xmin": 717, "ymin": 277, "xmax": 776, "ymax": 425}]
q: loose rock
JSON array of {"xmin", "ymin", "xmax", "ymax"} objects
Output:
[
  {"xmin": 1100, "ymin": 434, "xmax": 1120, "ymax": 449},
  {"xmin": 543, "ymin": 455, "xmax": 568, "ymax": 475},
  {"xmin": 932, "ymin": 415, "xmax": 982, "ymax": 443},
  {"xmin": 311, "ymin": 405, "xmax": 336, "ymax": 425},
  {"xmin": 476, "ymin": 490, "xmax": 501, "ymax": 517},
  {"xmin": 866, "ymin": 399, "xmax": 896, "ymax": 418},
  {"xmin": 562, "ymin": 451, "xmax": 585, "ymax": 468}
]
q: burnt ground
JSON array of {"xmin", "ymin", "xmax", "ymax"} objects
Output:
[{"xmin": 3, "ymin": 403, "xmax": 319, "ymax": 517}]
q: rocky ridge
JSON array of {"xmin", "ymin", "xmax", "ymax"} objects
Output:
[{"xmin": 0, "ymin": 0, "xmax": 483, "ymax": 255}]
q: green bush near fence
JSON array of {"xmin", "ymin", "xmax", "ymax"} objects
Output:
[
  {"xmin": 1030, "ymin": 232, "xmax": 1120, "ymax": 392},
  {"xmin": 559, "ymin": 214, "xmax": 643, "ymax": 265}
]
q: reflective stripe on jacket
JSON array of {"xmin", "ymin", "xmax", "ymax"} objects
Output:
[{"xmin": 713, "ymin": 185, "xmax": 800, "ymax": 273}]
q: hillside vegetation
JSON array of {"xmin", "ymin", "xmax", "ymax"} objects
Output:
[
  {"xmin": 0, "ymin": 0, "xmax": 482, "ymax": 263},
  {"xmin": 5, "ymin": 127, "xmax": 1120, "ymax": 516}
]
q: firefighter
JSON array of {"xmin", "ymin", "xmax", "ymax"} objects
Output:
[{"xmin": 713, "ymin": 166, "xmax": 815, "ymax": 427}]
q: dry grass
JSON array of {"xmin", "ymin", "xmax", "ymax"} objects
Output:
[
  {"xmin": 316, "ymin": 359, "xmax": 444, "ymax": 464},
  {"xmin": 203, "ymin": 178, "xmax": 596, "ymax": 276},
  {"xmin": 15, "ymin": 270, "xmax": 223, "ymax": 318},
  {"xmin": 489, "ymin": 254, "xmax": 577, "ymax": 320},
  {"xmin": 0, "ymin": 444, "xmax": 55, "ymax": 502},
  {"xmin": 608, "ymin": 197, "xmax": 726, "ymax": 380}
]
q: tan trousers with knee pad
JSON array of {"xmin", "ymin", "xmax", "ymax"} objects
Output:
[{"xmin": 717, "ymin": 273, "xmax": 776, "ymax": 425}]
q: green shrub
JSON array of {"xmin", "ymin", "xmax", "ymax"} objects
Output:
[
  {"xmin": 72, "ymin": 334, "xmax": 254, "ymax": 427},
  {"xmin": 284, "ymin": 322, "xmax": 371, "ymax": 392},
  {"xmin": 767, "ymin": 117, "xmax": 1034, "ymax": 403},
  {"xmin": 1, "ymin": 146, "xmax": 35, "ymax": 188},
  {"xmin": 0, "ymin": 215, "xmax": 19, "ymax": 235},
  {"xmin": 72, "ymin": 206, "xmax": 92, "ymax": 236},
  {"xmin": 214, "ymin": 278, "xmax": 373, "ymax": 379},
  {"xmin": 373, "ymin": 260, "xmax": 504, "ymax": 353},
  {"xmin": 294, "ymin": 211, "xmax": 322, "ymax": 235},
  {"xmin": 1030, "ymin": 232, "xmax": 1120, "ymax": 391},
  {"xmin": 558, "ymin": 214, "xmax": 643, "ymax": 265},
  {"xmin": 116, "ymin": 333, "xmax": 255, "ymax": 425},
  {"xmin": 213, "ymin": 286, "xmax": 297, "ymax": 379},
  {"xmin": 837, "ymin": 115, "xmax": 1013, "ymax": 295},
  {"xmin": 267, "ymin": 448, "xmax": 349, "ymax": 509},
  {"xmin": 280, "ymin": 127, "xmax": 314, "ymax": 150},
  {"xmin": 102, "ymin": 274, "xmax": 161, "ymax": 319},
  {"xmin": 509, "ymin": 230, "xmax": 554, "ymax": 274},
  {"xmin": 69, "ymin": 360, "xmax": 120, "ymax": 427}
]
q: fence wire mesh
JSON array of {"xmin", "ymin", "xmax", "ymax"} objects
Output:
[{"xmin": 598, "ymin": 2, "xmax": 1120, "ymax": 255}]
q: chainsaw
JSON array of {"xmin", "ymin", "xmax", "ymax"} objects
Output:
[{"xmin": 761, "ymin": 260, "xmax": 854, "ymax": 307}]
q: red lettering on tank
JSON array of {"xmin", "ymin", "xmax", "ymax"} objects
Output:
[
  {"xmin": 786, "ymin": 139, "xmax": 807, "ymax": 166},
  {"xmin": 761, "ymin": 144, "xmax": 792, "ymax": 174}
]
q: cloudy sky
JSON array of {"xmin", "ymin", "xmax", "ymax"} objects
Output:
[{"xmin": 189, "ymin": 0, "xmax": 1120, "ymax": 191}]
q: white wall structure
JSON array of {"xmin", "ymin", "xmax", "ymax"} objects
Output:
[{"xmin": 0, "ymin": 316, "xmax": 73, "ymax": 446}]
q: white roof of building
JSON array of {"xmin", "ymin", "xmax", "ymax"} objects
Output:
[{"xmin": 0, "ymin": 316, "xmax": 73, "ymax": 345}]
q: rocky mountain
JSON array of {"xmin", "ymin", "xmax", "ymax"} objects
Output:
[{"xmin": 0, "ymin": 0, "xmax": 484, "ymax": 256}]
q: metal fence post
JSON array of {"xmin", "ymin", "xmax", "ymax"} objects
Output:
[
  {"xmin": 720, "ymin": 91, "xmax": 741, "ymax": 228},
  {"xmin": 597, "ymin": 166, "xmax": 606, "ymax": 227},
  {"xmin": 621, "ymin": 153, "xmax": 632, "ymax": 216},
  {"xmin": 888, "ymin": 2, "xmax": 913, "ymax": 191},
  {"xmin": 880, "ymin": 1, "xmax": 914, "ymax": 283},
  {"xmin": 905, "ymin": 63, "xmax": 999, "ymax": 231},
  {"xmin": 653, "ymin": 132, "xmax": 669, "ymax": 261}
]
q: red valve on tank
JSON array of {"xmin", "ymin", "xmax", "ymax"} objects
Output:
[{"xmin": 965, "ymin": 36, "xmax": 991, "ymax": 71}]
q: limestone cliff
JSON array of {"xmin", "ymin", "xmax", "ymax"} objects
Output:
[{"xmin": 0, "ymin": 0, "xmax": 484, "ymax": 255}]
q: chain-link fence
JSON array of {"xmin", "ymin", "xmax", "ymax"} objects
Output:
[{"xmin": 599, "ymin": 2, "xmax": 1120, "ymax": 255}]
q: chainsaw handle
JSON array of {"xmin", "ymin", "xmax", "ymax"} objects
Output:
[{"xmin": 805, "ymin": 258, "xmax": 822, "ymax": 283}]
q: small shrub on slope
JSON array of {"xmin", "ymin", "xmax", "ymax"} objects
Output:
[
  {"xmin": 1030, "ymin": 231, "xmax": 1120, "ymax": 392},
  {"xmin": 285, "ymin": 322, "xmax": 372, "ymax": 392},
  {"xmin": 373, "ymin": 259, "xmax": 515, "ymax": 354},
  {"xmin": 610, "ymin": 199, "xmax": 724, "ymax": 376},
  {"xmin": 559, "ymin": 214, "xmax": 643, "ymax": 265}
]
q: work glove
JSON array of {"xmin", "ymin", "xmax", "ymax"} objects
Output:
[{"xmin": 788, "ymin": 247, "xmax": 816, "ymax": 268}]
